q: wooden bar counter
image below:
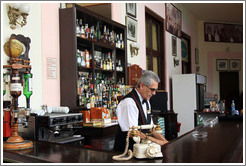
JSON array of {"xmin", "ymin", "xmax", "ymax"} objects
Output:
[{"xmin": 3, "ymin": 117, "xmax": 243, "ymax": 163}]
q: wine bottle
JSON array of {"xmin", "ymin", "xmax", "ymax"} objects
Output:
[
  {"xmin": 23, "ymin": 72, "xmax": 33, "ymax": 108},
  {"xmin": 10, "ymin": 70, "xmax": 22, "ymax": 110}
]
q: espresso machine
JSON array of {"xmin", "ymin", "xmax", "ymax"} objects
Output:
[{"xmin": 19, "ymin": 111, "xmax": 84, "ymax": 145}]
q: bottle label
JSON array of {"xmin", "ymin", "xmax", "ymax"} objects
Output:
[
  {"xmin": 10, "ymin": 83, "xmax": 22, "ymax": 91},
  {"xmin": 29, "ymin": 77, "xmax": 33, "ymax": 91},
  {"xmin": 12, "ymin": 77, "xmax": 20, "ymax": 80}
]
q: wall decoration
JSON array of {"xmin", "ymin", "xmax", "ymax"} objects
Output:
[
  {"xmin": 126, "ymin": 16, "xmax": 137, "ymax": 42},
  {"xmin": 181, "ymin": 38, "xmax": 188, "ymax": 62},
  {"xmin": 172, "ymin": 36, "xmax": 177, "ymax": 56},
  {"xmin": 165, "ymin": 3, "xmax": 182, "ymax": 38},
  {"xmin": 216, "ymin": 59, "xmax": 228, "ymax": 71},
  {"xmin": 195, "ymin": 48, "xmax": 199, "ymax": 64},
  {"xmin": 204, "ymin": 22, "xmax": 243, "ymax": 43},
  {"xmin": 229, "ymin": 59, "xmax": 241, "ymax": 71},
  {"xmin": 126, "ymin": 3, "xmax": 136, "ymax": 18}
]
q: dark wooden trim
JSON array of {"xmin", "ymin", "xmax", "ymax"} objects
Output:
[{"xmin": 181, "ymin": 31, "xmax": 191, "ymax": 74}]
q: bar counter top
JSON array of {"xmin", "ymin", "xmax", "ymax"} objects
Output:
[{"xmin": 3, "ymin": 117, "xmax": 243, "ymax": 163}]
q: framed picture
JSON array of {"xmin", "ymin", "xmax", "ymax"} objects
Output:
[
  {"xmin": 216, "ymin": 59, "xmax": 228, "ymax": 71},
  {"xmin": 165, "ymin": 3, "xmax": 182, "ymax": 38},
  {"xmin": 181, "ymin": 37, "xmax": 189, "ymax": 62},
  {"xmin": 172, "ymin": 36, "xmax": 177, "ymax": 56},
  {"xmin": 229, "ymin": 59, "xmax": 241, "ymax": 71},
  {"xmin": 126, "ymin": 3, "xmax": 136, "ymax": 18},
  {"xmin": 126, "ymin": 16, "xmax": 137, "ymax": 42},
  {"xmin": 195, "ymin": 48, "xmax": 199, "ymax": 64},
  {"xmin": 204, "ymin": 22, "xmax": 243, "ymax": 43}
]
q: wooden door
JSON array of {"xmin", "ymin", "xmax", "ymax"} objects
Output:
[{"xmin": 219, "ymin": 72, "xmax": 240, "ymax": 110}]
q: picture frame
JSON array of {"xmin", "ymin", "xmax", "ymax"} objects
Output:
[
  {"xmin": 126, "ymin": 16, "xmax": 137, "ymax": 42},
  {"xmin": 165, "ymin": 3, "xmax": 182, "ymax": 38},
  {"xmin": 126, "ymin": 3, "xmax": 136, "ymax": 18},
  {"xmin": 195, "ymin": 48, "xmax": 199, "ymax": 64},
  {"xmin": 216, "ymin": 59, "xmax": 228, "ymax": 71},
  {"xmin": 204, "ymin": 22, "xmax": 243, "ymax": 43},
  {"xmin": 172, "ymin": 36, "xmax": 177, "ymax": 56},
  {"xmin": 229, "ymin": 59, "xmax": 241, "ymax": 71}
]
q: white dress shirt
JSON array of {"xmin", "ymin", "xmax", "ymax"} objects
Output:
[{"xmin": 116, "ymin": 89, "xmax": 153, "ymax": 132}]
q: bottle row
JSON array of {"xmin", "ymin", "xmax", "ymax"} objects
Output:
[
  {"xmin": 77, "ymin": 72, "xmax": 131, "ymax": 112},
  {"xmin": 77, "ymin": 49, "xmax": 124, "ymax": 72},
  {"xmin": 76, "ymin": 19, "xmax": 125, "ymax": 49}
]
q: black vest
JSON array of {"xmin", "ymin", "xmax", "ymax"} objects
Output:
[{"xmin": 113, "ymin": 88, "xmax": 152, "ymax": 152}]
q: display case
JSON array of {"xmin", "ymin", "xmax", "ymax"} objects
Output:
[{"xmin": 59, "ymin": 4, "xmax": 127, "ymax": 111}]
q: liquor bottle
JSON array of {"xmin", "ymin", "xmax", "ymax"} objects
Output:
[
  {"xmin": 23, "ymin": 72, "xmax": 33, "ymax": 108},
  {"xmin": 81, "ymin": 50, "xmax": 85, "ymax": 67},
  {"xmin": 10, "ymin": 70, "xmax": 22, "ymax": 110},
  {"xmin": 90, "ymin": 26, "xmax": 95, "ymax": 40},
  {"xmin": 3, "ymin": 74, "xmax": 6, "ymax": 95},
  {"xmin": 81, "ymin": 25, "xmax": 85, "ymax": 38},
  {"xmin": 96, "ymin": 22, "xmax": 101, "ymax": 40},
  {"xmin": 120, "ymin": 33, "xmax": 124, "ymax": 48},
  {"xmin": 77, "ymin": 49, "xmax": 81, "ymax": 67},
  {"xmin": 85, "ymin": 24, "xmax": 90, "ymax": 39},
  {"xmin": 85, "ymin": 49, "xmax": 90, "ymax": 68},
  {"xmin": 76, "ymin": 19, "xmax": 80, "ymax": 36},
  {"xmin": 103, "ymin": 25, "xmax": 107, "ymax": 41},
  {"xmin": 79, "ymin": 19, "xmax": 83, "ymax": 36},
  {"xmin": 108, "ymin": 52, "xmax": 112, "ymax": 70}
]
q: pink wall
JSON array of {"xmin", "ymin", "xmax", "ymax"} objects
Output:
[{"xmin": 41, "ymin": 3, "xmax": 60, "ymax": 106}]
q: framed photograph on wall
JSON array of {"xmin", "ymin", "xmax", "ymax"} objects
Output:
[
  {"xmin": 126, "ymin": 3, "xmax": 136, "ymax": 18},
  {"xmin": 172, "ymin": 36, "xmax": 177, "ymax": 56},
  {"xmin": 165, "ymin": 3, "xmax": 182, "ymax": 38},
  {"xmin": 229, "ymin": 59, "xmax": 241, "ymax": 71},
  {"xmin": 216, "ymin": 59, "xmax": 228, "ymax": 71},
  {"xmin": 204, "ymin": 22, "xmax": 243, "ymax": 43},
  {"xmin": 126, "ymin": 16, "xmax": 137, "ymax": 42}
]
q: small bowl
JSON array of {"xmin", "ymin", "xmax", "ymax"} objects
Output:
[{"xmin": 192, "ymin": 131, "xmax": 208, "ymax": 138}]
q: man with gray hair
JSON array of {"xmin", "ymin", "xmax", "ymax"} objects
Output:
[{"xmin": 114, "ymin": 70, "xmax": 168, "ymax": 152}]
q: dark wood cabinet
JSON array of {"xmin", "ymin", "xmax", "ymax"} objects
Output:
[{"xmin": 59, "ymin": 4, "xmax": 127, "ymax": 111}]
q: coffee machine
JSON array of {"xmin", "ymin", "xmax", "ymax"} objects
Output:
[{"xmin": 19, "ymin": 112, "xmax": 84, "ymax": 145}]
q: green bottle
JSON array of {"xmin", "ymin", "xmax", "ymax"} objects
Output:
[
  {"xmin": 23, "ymin": 73, "xmax": 33, "ymax": 108},
  {"xmin": 3, "ymin": 74, "xmax": 6, "ymax": 96}
]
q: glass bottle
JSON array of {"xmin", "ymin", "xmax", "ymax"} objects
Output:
[
  {"xmin": 10, "ymin": 70, "xmax": 22, "ymax": 110},
  {"xmin": 23, "ymin": 72, "xmax": 33, "ymax": 108},
  {"xmin": 77, "ymin": 49, "xmax": 81, "ymax": 67},
  {"xmin": 96, "ymin": 22, "xmax": 101, "ymax": 40},
  {"xmin": 76, "ymin": 19, "xmax": 80, "ymax": 36},
  {"xmin": 3, "ymin": 74, "xmax": 6, "ymax": 96},
  {"xmin": 79, "ymin": 19, "xmax": 83, "ymax": 36}
]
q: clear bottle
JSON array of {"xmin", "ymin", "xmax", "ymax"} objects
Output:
[
  {"xmin": 81, "ymin": 51, "xmax": 85, "ymax": 67},
  {"xmin": 76, "ymin": 19, "xmax": 80, "ymax": 36},
  {"xmin": 79, "ymin": 19, "xmax": 83, "ymax": 36},
  {"xmin": 23, "ymin": 72, "xmax": 33, "ymax": 108}
]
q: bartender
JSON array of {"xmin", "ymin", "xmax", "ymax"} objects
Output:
[{"xmin": 114, "ymin": 70, "xmax": 168, "ymax": 152}]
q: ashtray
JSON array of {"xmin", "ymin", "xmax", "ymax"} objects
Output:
[{"xmin": 192, "ymin": 131, "xmax": 208, "ymax": 138}]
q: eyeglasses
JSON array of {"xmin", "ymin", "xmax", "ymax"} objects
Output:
[{"xmin": 145, "ymin": 85, "xmax": 157, "ymax": 92}]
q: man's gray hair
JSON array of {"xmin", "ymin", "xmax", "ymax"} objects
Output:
[{"xmin": 137, "ymin": 70, "xmax": 160, "ymax": 87}]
